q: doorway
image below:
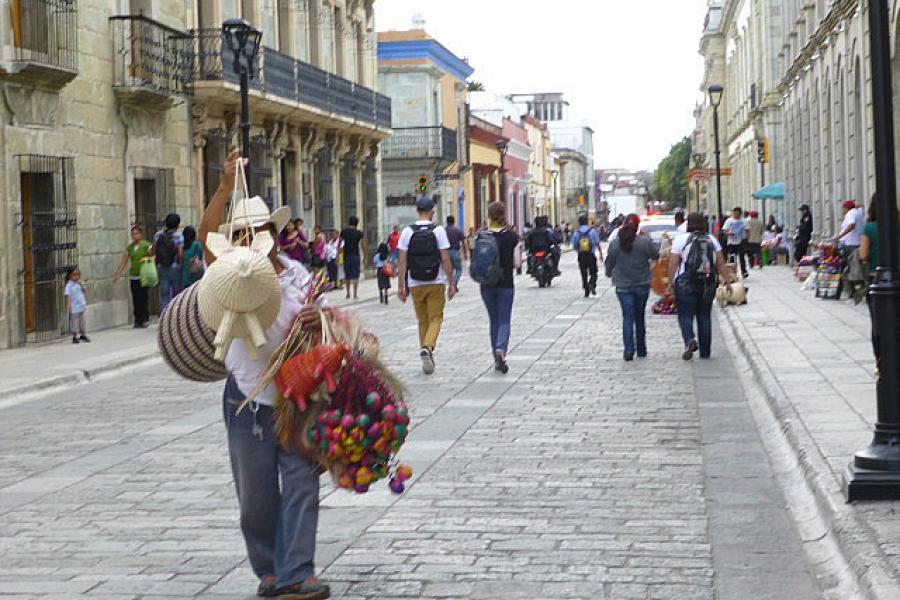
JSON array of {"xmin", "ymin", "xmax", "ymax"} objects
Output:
[{"xmin": 132, "ymin": 166, "xmax": 174, "ymax": 317}]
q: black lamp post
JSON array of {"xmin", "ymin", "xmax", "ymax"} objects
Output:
[
  {"xmin": 692, "ymin": 152, "xmax": 703, "ymax": 214},
  {"xmin": 222, "ymin": 18, "xmax": 262, "ymax": 191},
  {"xmin": 708, "ymin": 84, "xmax": 724, "ymax": 225},
  {"xmin": 495, "ymin": 139, "xmax": 509, "ymax": 206},
  {"xmin": 843, "ymin": 0, "xmax": 900, "ymax": 501}
]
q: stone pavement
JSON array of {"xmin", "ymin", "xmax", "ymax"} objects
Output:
[
  {"xmin": 0, "ymin": 276, "xmax": 385, "ymax": 407},
  {"xmin": 0, "ymin": 254, "xmax": 826, "ymax": 599},
  {"xmin": 716, "ymin": 265, "xmax": 900, "ymax": 598}
]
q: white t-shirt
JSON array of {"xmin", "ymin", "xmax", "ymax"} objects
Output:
[
  {"xmin": 841, "ymin": 208, "xmax": 863, "ymax": 246},
  {"xmin": 225, "ymin": 255, "xmax": 314, "ymax": 406},
  {"xmin": 671, "ymin": 232, "xmax": 722, "ymax": 277},
  {"xmin": 398, "ymin": 221, "xmax": 450, "ymax": 288},
  {"xmin": 722, "ymin": 217, "xmax": 747, "ymax": 246},
  {"xmin": 677, "ymin": 222, "xmax": 687, "ymax": 233}
]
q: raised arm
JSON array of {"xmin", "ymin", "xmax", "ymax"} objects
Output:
[{"xmin": 198, "ymin": 149, "xmax": 242, "ymax": 266}]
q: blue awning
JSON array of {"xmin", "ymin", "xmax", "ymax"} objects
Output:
[{"xmin": 752, "ymin": 182, "xmax": 785, "ymax": 200}]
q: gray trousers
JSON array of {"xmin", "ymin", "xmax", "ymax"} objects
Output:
[
  {"xmin": 70, "ymin": 312, "xmax": 85, "ymax": 336},
  {"xmin": 223, "ymin": 376, "xmax": 320, "ymax": 587}
]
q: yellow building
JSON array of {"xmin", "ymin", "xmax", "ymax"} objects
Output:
[{"xmin": 464, "ymin": 115, "xmax": 504, "ymax": 230}]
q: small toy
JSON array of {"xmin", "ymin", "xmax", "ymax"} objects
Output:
[{"xmin": 275, "ymin": 343, "xmax": 350, "ymax": 411}]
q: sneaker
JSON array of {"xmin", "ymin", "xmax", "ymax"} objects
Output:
[
  {"xmin": 79, "ymin": 335, "xmax": 91, "ymax": 343},
  {"xmin": 275, "ymin": 578, "xmax": 330, "ymax": 600},
  {"xmin": 624, "ymin": 353, "xmax": 634, "ymax": 362},
  {"xmin": 72, "ymin": 337, "xmax": 80, "ymax": 344},
  {"xmin": 494, "ymin": 351, "xmax": 509, "ymax": 374},
  {"xmin": 591, "ymin": 286, "xmax": 597, "ymax": 296},
  {"xmin": 682, "ymin": 340, "xmax": 698, "ymax": 361},
  {"xmin": 257, "ymin": 576, "xmax": 278, "ymax": 597},
  {"xmin": 420, "ymin": 348, "xmax": 435, "ymax": 375}
]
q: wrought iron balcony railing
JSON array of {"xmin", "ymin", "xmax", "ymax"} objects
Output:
[
  {"xmin": 190, "ymin": 29, "xmax": 391, "ymax": 130},
  {"xmin": 110, "ymin": 15, "xmax": 192, "ymax": 98},
  {"xmin": 381, "ymin": 127, "xmax": 458, "ymax": 162},
  {"xmin": 9, "ymin": 0, "xmax": 77, "ymax": 74}
]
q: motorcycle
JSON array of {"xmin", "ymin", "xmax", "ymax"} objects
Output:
[{"xmin": 530, "ymin": 250, "xmax": 555, "ymax": 288}]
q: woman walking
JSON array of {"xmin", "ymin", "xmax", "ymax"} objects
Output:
[
  {"xmin": 374, "ymin": 242, "xmax": 392, "ymax": 305},
  {"xmin": 667, "ymin": 212, "xmax": 732, "ymax": 360},
  {"xmin": 112, "ymin": 225, "xmax": 151, "ymax": 328},
  {"xmin": 478, "ymin": 201, "xmax": 521, "ymax": 374},
  {"xmin": 604, "ymin": 214, "xmax": 659, "ymax": 361},
  {"xmin": 310, "ymin": 225, "xmax": 327, "ymax": 273},
  {"xmin": 181, "ymin": 226, "xmax": 205, "ymax": 288}
]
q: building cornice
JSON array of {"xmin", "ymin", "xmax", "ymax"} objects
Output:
[{"xmin": 377, "ymin": 38, "xmax": 475, "ymax": 83}]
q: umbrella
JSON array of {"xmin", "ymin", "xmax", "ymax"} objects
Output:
[{"xmin": 752, "ymin": 182, "xmax": 785, "ymax": 200}]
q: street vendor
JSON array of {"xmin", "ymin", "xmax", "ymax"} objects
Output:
[{"xmin": 198, "ymin": 149, "xmax": 330, "ymax": 600}]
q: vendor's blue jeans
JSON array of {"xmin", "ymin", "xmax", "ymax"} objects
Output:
[
  {"xmin": 615, "ymin": 285, "xmax": 650, "ymax": 356},
  {"xmin": 223, "ymin": 376, "xmax": 319, "ymax": 588},
  {"xmin": 674, "ymin": 276, "xmax": 715, "ymax": 357},
  {"xmin": 480, "ymin": 285, "xmax": 515, "ymax": 354}
]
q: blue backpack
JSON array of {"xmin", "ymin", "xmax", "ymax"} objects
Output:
[{"xmin": 470, "ymin": 230, "xmax": 501, "ymax": 286}]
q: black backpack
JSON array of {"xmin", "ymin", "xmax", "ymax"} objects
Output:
[
  {"xmin": 407, "ymin": 224, "xmax": 440, "ymax": 281},
  {"xmin": 683, "ymin": 233, "xmax": 717, "ymax": 286},
  {"xmin": 155, "ymin": 231, "xmax": 177, "ymax": 268}
]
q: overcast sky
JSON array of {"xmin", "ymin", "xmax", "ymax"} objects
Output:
[{"xmin": 375, "ymin": 0, "xmax": 707, "ymax": 172}]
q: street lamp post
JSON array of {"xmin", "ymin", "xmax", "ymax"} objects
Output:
[
  {"xmin": 550, "ymin": 169, "xmax": 559, "ymax": 226},
  {"xmin": 495, "ymin": 139, "xmax": 509, "ymax": 206},
  {"xmin": 708, "ymin": 85, "xmax": 724, "ymax": 225},
  {"xmin": 843, "ymin": 0, "xmax": 900, "ymax": 501},
  {"xmin": 222, "ymin": 19, "xmax": 262, "ymax": 191},
  {"xmin": 692, "ymin": 152, "xmax": 703, "ymax": 213}
]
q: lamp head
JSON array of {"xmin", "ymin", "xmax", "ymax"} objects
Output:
[
  {"xmin": 708, "ymin": 84, "xmax": 724, "ymax": 108},
  {"xmin": 495, "ymin": 139, "xmax": 508, "ymax": 153},
  {"xmin": 222, "ymin": 19, "xmax": 262, "ymax": 76}
]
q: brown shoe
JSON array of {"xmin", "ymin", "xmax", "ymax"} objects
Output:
[{"xmin": 276, "ymin": 577, "xmax": 330, "ymax": 600}]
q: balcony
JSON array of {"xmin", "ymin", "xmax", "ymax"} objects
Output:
[
  {"xmin": 381, "ymin": 127, "xmax": 458, "ymax": 162},
  {"xmin": 190, "ymin": 29, "xmax": 391, "ymax": 132},
  {"xmin": 110, "ymin": 15, "xmax": 192, "ymax": 108},
  {"xmin": 4, "ymin": 0, "xmax": 77, "ymax": 86}
]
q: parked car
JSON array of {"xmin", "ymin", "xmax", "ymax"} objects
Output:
[{"xmin": 639, "ymin": 216, "xmax": 678, "ymax": 250}]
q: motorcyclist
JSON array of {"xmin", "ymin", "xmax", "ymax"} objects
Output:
[{"xmin": 525, "ymin": 215, "xmax": 561, "ymax": 276}]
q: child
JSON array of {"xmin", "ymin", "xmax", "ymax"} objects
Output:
[
  {"xmin": 374, "ymin": 242, "xmax": 392, "ymax": 305},
  {"xmin": 64, "ymin": 267, "xmax": 90, "ymax": 344},
  {"xmin": 326, "ymin": 229, "xmax": 341, "ymax": 290}
]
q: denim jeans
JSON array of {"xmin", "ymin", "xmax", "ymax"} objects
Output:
[
  {"xmin": 158, "ymin": 264, "xmax": 181, "ymax": 313},
  {"xmin": 674, "ymin": 276, "xmax": 715, "ymax": 357},
  {"xmin": 615, "ymin": 285, "xmax": 650, "ymax": 356},
  {"xmin": 448, "ymin": 249, "xmax": 463, "ymax": 284},
  {"xmin": 480, "ymin": 285, "xmax": 515, "ymax": 354},
  {"xmin": 223, "ymin": 377, "xmax": 320, "ymax": 588}
]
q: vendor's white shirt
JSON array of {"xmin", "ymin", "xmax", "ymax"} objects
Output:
[
  {"xmin": 398, "ymin": 221, "xmax": 450, "ymax": 288},
  {"xmin": 671, "ymin": 233, "xmax": 722, "ymax": 277},
  {"xmin": 225, "ymin": 255, "xmax": 313, "ymax": 406},
  {"xmin": 841, "ymin": 208, "xmax": 863, "ymax": 246}
]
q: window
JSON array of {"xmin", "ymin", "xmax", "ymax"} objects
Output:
[
  {"xmin": 10, "ymin": 0, "xmax": 77, "ymax": 71},
  {"xmin": 203, "ymin": 134, "xmax": 228, "ymax": 207},
  {"xmin": 333, "ymin": 6, "xmax": 344, "ymax": 76}
]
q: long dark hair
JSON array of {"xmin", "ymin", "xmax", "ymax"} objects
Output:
[
  {"xmin": 183, "ymin": 225, "xmax": 197, "ymax": 249},
  {"xmin": 619, "ymin": 214, "xmax": 639, "ymax": 253},
  {"xmin": 377, "ymin": 242, "xmax": 389, "ymax": 261}
]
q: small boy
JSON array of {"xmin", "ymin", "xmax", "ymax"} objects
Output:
[{"xmin": 64, "ymin": 267, "xmax": 90, "ymax": 344}]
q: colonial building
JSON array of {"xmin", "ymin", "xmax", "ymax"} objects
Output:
[
  {"xmin": 0, "ymin": 0, "xmax": 390, "ymax": 348},
  {"xmin": 466, "ymin": 115, "xmax": 505, "ymax": 230},
  {"xmin": 377, "ymin": 28, "xmax": 471, "ymax": 229}
]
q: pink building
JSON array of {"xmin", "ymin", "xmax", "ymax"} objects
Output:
[{"xmin": 502, "ymin": 117, "xmax": 531, "ymax": 233}]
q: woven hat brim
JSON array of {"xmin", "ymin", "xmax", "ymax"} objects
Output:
[{"xmin": 218, "ymin": 206, "xmax": 292, "ymax": 236}]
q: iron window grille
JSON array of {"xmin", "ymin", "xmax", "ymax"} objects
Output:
[
  {"xmin": 110, "ymin": 14, "xmax": 192, "ymax": 97},
  {"xmin": 10, "ymin": 0, "xmax": 77, "ymax": 71}
]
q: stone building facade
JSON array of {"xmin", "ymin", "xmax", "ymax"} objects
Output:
[
  {"xmin": 695, "ymin": 0, "xmax": 900, "ymax": 236},
  {"xmin": 0, "ymin": 0, "xmax": 390, "ymax": 348}
]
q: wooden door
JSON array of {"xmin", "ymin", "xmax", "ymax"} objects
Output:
[{"xmin": 134, "ymin": 177, "xmax": 160, "ymax": 316}]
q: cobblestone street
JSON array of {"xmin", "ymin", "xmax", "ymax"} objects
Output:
[{"xmin": 0, "ymin": 255, "xmax": 823, "ymax": 599}]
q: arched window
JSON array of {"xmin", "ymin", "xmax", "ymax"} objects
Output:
[{"xmin": 852, "ymin": 57, "xmax": 866, "ymax": 204}]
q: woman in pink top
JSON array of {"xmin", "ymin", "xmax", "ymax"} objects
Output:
[
  {"xmin": 278, "ymin": 221, "xmax": 307, "ymax": 262},
  {"xmin": 310, "ymin": 225, "xmax": 327, "ymax": 271}
]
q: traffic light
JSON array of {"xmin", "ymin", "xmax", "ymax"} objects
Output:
[
  {"xmin": 417, "ymin": 175, "xmax": 428, "ymax": 194},
  {"xmin": 757, "ymin": 139, "xmax": 769, "ymax": 164}
]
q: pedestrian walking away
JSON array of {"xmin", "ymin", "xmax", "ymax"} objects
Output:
[
  {"xmin": 151, "ymin": 213, "xmax": 184, "ymax": 313},
  {"xmin": 445, "ymin": 215, "xmax": 467, "ymax": 284},
  {"xmin": 112, "ymin": 225, "xmax": 151, "ymax": 328},
  {"xmin": 722, "ymin": 206, "xmax": 748, "ymax": 278},
  {"xmin": 387, "ymin": 225, "xmax": 401, "ymax": 264},
  {"xmin": 667, "ymin": 212, "xmax": 733, "ymax": 360},
  {"xmin": 374, "ymin": 242, "xmax": 393, "ymax": 305},
  {"xmin": 197, "ymin": 149, "xmax": 331, "ymax": 600},
  {"xmin": 64, "ymin": 266, "xmax": 90, "ymax": 344},
  {"xmin": 181, "ymin": 226, "xmax": 205, "ymax": 288},
  {"xmin": 397, "ymin": 197, "xmax": 457, "ymax": 375},
  {"xmin": 745, "ymin": 211, "xmax": 764, "ymax": 269},
  {"xmin": 605, "ymin": 214, "xmax": 659, "ymax": 361},
  {"xmin": 571, "ymin": 214, "xmax": 602, "ymax": 297},
  {"xmin": 795, "ymin": 204, "xmax": 813, "ymax": 263},
  {"xmin": 471, "ymin": 201, "xmax": 521, "ymax": 374},
  {"xmin": 340, "ymin": 217, "xmax": 366, "ymax": 300}
]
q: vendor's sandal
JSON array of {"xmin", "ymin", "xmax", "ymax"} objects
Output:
[
  {"xmin": 276, "ymin": 578, "xmax": 330, "ymax": 600},
  {"xmin": 257, "ymin": 576, "xmax": 278, "ymax": 597}
]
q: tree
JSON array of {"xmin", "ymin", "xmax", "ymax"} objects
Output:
[
  {"xmin": 653, "ymin": 136, "xmax": 692, "ymax": 209},
  {"xmin": 466, "ymin": 81, "xmax": 485, "ymax": 92}
]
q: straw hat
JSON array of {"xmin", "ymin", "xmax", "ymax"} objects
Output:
[
  {"xmin": 218, "ymin": 196, "xmax": 291, "ymax": 236},
  {"xmin": 157, "ymin": 283, "xmax": 228, "ymax": 382},
  {"xmin": 198, "ymin": 230, "xmax": 281, "ymax": 361}
]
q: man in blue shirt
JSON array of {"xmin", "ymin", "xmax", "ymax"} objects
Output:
[
  {"xmin": 722, "ymin": 206, "xmax": 749, "ymax": 278},
  {"xmin": 572, "ymin": 214, "xmax": 602, "ymax": 297}
]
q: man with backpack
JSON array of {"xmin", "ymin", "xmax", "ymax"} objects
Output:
[
  {"xmin": 151, "ymin": 213, "xmax": 184, "ymax": 312},
  {"xmin": 397, "ymin": 197, "xmax": 457, "ymax": 375},
  {"xmin": 571, "ymin": 214, "xmax": 602, "ymax": 298}
]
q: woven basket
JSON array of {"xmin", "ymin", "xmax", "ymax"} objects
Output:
[{"xmin": 158, "ymin": 283, "xmax": 228, "ymax": 382}]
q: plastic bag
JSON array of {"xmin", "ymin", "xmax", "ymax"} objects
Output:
[
  {"xmin": 140, "ymin": 259, "xmax": 159, "ymax": 288},
  {"xmin": 800, "ymin": 270, "xmax": 818, "ymax": 291}
]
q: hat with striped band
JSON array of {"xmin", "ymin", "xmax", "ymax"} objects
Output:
[{"xmin": 158, "ymin": 283, "xmax": 228, "ymax": 382}]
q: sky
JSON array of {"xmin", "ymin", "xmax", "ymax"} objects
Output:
[{"xmin": 375, "ymin": 0, "xmax": 708, "ymax": 172}]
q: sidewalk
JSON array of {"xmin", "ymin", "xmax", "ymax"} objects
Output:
[
  {"xmin": 717, "ymin": 265, "xmax": 900, "ymax": 598},
  {"xmin": 0, "ymin": 275, "xmax": 385, "ymax": 405}
]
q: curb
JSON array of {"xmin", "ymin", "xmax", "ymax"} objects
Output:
[{"xmin": 716, "ymin": 306, "xmax": 900, "ymax": 600}]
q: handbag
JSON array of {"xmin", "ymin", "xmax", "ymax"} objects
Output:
[
  {"xmin": 140, "ymin": 258, "xmax": 159, "ymax": 288},
  {"xmin": 188, "ymin": 255, "xmax": 205, "ymax": 279}
]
